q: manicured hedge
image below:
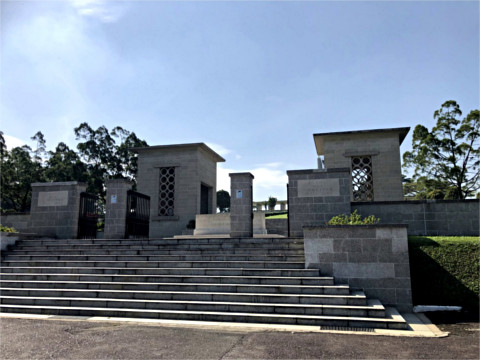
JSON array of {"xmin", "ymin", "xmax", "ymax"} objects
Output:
[{"xmin": 408, "ymin": 236, "xmax": 479, "ymax": 313}]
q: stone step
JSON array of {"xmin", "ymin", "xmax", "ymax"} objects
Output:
[
  {"xmin": 0, "ymin": 296, "xmax": 385, "ymax": 317},
  {"xmin": 0, "ymin": 288, "xmax": 369, "ymax": 305},
  {"xmin": 17, "ymin": 238, "xmax": 304, "ymax": 246},
  {"xmin": 0, "ymin": 280, "xmax": 350, "ymax": 295},
  {"xmin": 0, "ymin": 267, "xmax": 322, "ymax": 277},
  {"xmin": 0, "ymin": 303, "xmax": 407, "ymax": 329},
  {"xmin": 0, "ymin": 273, "xmax": 335, "ymax": 286},
  {"xmin": 15, "ymin": 243, "xmax": 304, "ymax": 251},
  {"xmin": 1, "ymin": 260, "xmax": 306, "ymax": 269},
  {"xmin": 3, "ymin": 254, "xmax": 305, "ymax": 262},
  {"xmin": 9, "ymin": 249, "xmax": 304, "ymax": 256}
]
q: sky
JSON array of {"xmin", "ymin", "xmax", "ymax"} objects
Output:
[{"xmin": 1, "ymin": 0, "xmax": 479, "ymax": 201}]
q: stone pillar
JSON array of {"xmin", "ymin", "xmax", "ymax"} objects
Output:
[
  {"xmin": 104, "ymin": 179, "xmax": 133, "ymax": 239},
  {"xmin": 280, "ymin": 202, "xmax": 286, "ymax": 211},
  {"xmin": 229, "ymin": 173, "xmax": 254, "ymax": 238},
  {"xmin": 29, "ymin": 182, "xmax": 87, "ymax": 239}
]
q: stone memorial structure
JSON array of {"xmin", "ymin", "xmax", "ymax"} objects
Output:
[
  {"xmin": 133, "ymin": 143, "xmax": 225, "ymax": 238},
  {"xmin": 104, "ymin": 179, "xmax": 133, "ymax": 239},
  {"xmin": 28, "ymin": 181, "xmax": 86, "ymax": 239},
  {"xmin": 193, "ymin": 212, "xmax": 267, "ymax": 236},
  {"xmin": 229, "ymin": 172, "xmax": 254, "ymax": 238}
]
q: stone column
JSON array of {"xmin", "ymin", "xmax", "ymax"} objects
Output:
[
  {"xmin": 229, "ymin": 173, "xmax": 254, "ymax": 238},
  {"xmin": 104, "ymin": 179, "xmax": 133, "ymax": 239},
  {"xmin": 29, "ymin": 182, "xmax": 87, "ymax": 239}
]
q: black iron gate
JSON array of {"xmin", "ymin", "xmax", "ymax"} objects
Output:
[
  {"xmin": 125, "ymin": 190, "xmax": 150, "ymax": 238},
  {"xmin": 78, "ymin": 192, "xmax": 99, "ymax": 239}
]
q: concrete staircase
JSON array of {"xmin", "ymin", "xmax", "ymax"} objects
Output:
[{"xmin": 0, "ymin": 237, "xmax": 407, "ymax": 329}]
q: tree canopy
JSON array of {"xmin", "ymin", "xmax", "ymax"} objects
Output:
[
  {"xmin": 1, "ymin": 124, "xmax": 148, "ymax": 212},
  {"xmin": 403, "ymin": 101, "xmax": 479, "ymax": 199},
  {"xmin": 216, "ymin": 190, "xmax": 230, "ymax": 212}
]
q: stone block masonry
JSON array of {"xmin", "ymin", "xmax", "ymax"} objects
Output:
[
  {"xmin": 104, "ymin": 179, "xmax": 133, "ymax": 239},
  {"xmin": 353, "ymin": 199, "xmax": 479, "ymax": 236},
  {"xmin": 230, "ymin": 173, "xmax": 254, "ymax": 238},
  {"xmin": 303, "ymin": 224, "xmax": 413, "ymax": 312},
  {"xmin": 29, "ymin": 182, "xmax": 87, "ymax": 239},
  {"xmin": 287, "ymin": 168, "xmax": 351, "ymax": 237}
]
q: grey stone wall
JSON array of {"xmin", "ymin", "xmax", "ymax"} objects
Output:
[
  {"xmin": 29, "ymin": 182, "xmax": 87, "ymax": 239},
  {"xmin": 353, "ymin": 199, "xmax": 479, "ymax": 236},
  {"xmin": 321, "ymin": 131, "xmax": 404, "ymax": 201},
  {"xmin": 104, "ymin": 179, "xmax": 133, "ymax": 239},
  {"xmin": 304, "ymin": 225, "xmax": 412, "ymax": 312},
  {"xmin": 135, "ymin": 144, "xmax": 224, "ymax": 238},
  {"xmin": 0, "ymin": 214, "xmax": 31, "ymax": 232},
  {"xmin": 266, "ymin": 218, "xmax": 288, "ymax": 236},
  {"xmin": 287, "ymin": 168, "xmax": 351, "ymax": 237},
  {"xmin": 230, "ymin": 173, "xmax": 254, "ymax": 237}
]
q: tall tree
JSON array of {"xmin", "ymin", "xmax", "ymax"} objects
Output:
[
  {"xmin": 403, "ymin": 101, "xmax": 479, "ymax": 199},
  {"xmin": 216, "ymin": 190, "xmax": 230, "ymax": 212},
  {"xmin": 44, "ymin": 142, "xmax": 88, "ymax": 183}
]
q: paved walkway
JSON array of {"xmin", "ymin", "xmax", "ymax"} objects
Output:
[{"xmin": 1, "ymin": 315, "xmax": 478, "ymax": 359}]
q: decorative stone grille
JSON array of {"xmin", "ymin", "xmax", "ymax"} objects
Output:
[
  {"xmin": 351, "ymin": 156, "xmax": 374, "ymax": 201},
  {"xmin": 158, "ymin": 167, "xmax": 175, "ymax": 216}
]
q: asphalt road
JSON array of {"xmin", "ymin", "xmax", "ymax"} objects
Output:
[{"xmin": 0, "ymin": 317, "xmax": 478, "ymax": 359}]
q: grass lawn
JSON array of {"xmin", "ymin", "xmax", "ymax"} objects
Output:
[{"xmin": 265, "ymin": 213, "xmax": 288, "ymax": 219}]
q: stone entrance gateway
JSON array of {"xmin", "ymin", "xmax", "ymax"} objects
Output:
[{"xmin": 133, "ymin": 143, "xmax": 225, "ymax": 238}]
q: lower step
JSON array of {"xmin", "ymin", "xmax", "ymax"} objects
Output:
[
  {"xmin": 0, "ymin": 304, "xmax": 407, "ymax": 329},
  {"xmin": 0, "ymin": 296, "xmax": 386, "ymax": 317}
]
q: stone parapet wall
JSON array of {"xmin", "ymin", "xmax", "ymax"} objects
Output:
[
  {"xmin": 287, "ymin": 168, "xmax": 351, "ymax": 237},
  {"xmin": 353, "ymin": 199, "xmax": 479, "ymax": 236},
  {"xmin": 1, "ymin": 214, "xmax": 31, "ymax": 232},
  {"xmin": 265, "ymin": 218, "xmax": 288, "ymax": 236},
  {"xmin": 303, "ymin": 224, "xmax": 412, "ymax": 312}
]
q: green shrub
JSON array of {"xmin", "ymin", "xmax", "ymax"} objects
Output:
[
  {"xmin": 408, "ymin": 236, "xmax": 480, "ymax": 313},
  {"xmin": 327, "ymin": 210, "xmax": 380, "ymax": 225},
  {"xmin": 0, "ymin": 225, "xmax": 18, "ymax": 233}
]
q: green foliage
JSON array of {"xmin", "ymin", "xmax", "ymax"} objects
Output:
[
  {"xmin": 265, "ymin": 213, "xmax": 288, "ymax": 219},
  {"xmin": 0, "ymin": 225, "xmax": 18, "ymax": 233},
  {"xmin": 186, "ymin": 220, "xmax": 196, "ymax": 229},
  {"xmin": 327, "ymin": 210, "xmax": 380, "ymax": 225},
  {"xmin": 409, "ymin": 236, "xmax": 480, "ymax": 312},
  {"xmin": 216, "ymin": 190, "xmax": 230, "ymax": 212},
  {"xmin": 403, "ymin": 101, "xmax": 479, "ymax": 199},
  {"xmin": 267, "ymin": 196, "xmax": 277, "ymax": 210}
]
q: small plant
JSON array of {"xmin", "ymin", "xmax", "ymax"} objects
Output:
[
  {"xmin": 327, "ymin": 210, "xmax": 380, "ymax": 225},
  {"xmin": 186, "ymin": 220, "xmax": 196, "ymax": 229},
  {"xmin": 0, "ymin": 225, "xmax": 18, "ymax": 233}
]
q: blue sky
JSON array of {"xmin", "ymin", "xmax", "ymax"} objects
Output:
[{"xmin": 1, "ymin": 0, "xmax": 478, "ymax": 201}]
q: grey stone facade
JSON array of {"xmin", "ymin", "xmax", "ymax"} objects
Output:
[
  {"xmin": 265, "ymin": 218, "xmax": 288, "ymax": 236},
  {"xmin": 313, "ymin": 128, "xmax": 409, "ymax": 201},
  {"xmin": 29, "ymin": 182, "xmax": 86, "ymax": 239},
  {"xmin": 230, "ymin": 173, "xmax": 254, "ymax": 237},
  {"xmin": 304, "ymin": 224, "xmax": 412, "ymax": 312},
  {"xmin": 134, "ymin": 143, "xmax": 224, "ymax": 238},
  {"xmin": 104, "ymin": 179, "xmax": 133, "ymax": 239},
  {"xmin": 287, "ymin": 169, "xmax": 351, "ymax": 237},
  {"xmin": 353, "ymin": 199, "xmax": 480, "ymax": 236},
  {"xmin": 0, "ymin": 213, "xmax": 30, "ymax": 232}
]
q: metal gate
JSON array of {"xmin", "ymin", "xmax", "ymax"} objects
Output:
[
  {"xmin": 78, "ymin": 192, "xmax": 99, "ymax": 239},
  {"xmin": 125, "ymin": 190, "xmax": 150, "ymax": 238}
]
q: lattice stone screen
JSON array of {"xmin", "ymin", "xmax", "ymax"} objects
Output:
[
  {"xmin": 351, "ymin": 156, "xmax": 374, "ymax": 201},
  {"xmin": 158, "ymin": 167, "xmax": 175, "ymax": 216}
]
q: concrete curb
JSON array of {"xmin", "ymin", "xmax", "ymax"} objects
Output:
[{"xmin": 0, "ymin": 311, "xmax": 448, "ymax": 338}]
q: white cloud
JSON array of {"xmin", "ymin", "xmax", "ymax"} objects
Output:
[
  {"xmin": 3, "ymin": 134, "xmax": 29, "ymax": 150},
  {"xmin": 69, "ymin": 0, "xmax": 129, "ymax": 23},
  {"xmin": 217, "ymin": 163, "xmax": 288, "ymax": 201},
  {"xmin": 206, "ymin": 143, "xmax": 232, "ymax": 157}
]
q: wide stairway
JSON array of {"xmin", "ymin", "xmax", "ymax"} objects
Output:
[{"xmin": 0, "ymin": 237, "xmax": 407, "ymax": 329}]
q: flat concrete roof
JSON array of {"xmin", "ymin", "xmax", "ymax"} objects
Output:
[
  {"xmin": 132, "ymin": 143, "xmax": 225, "ymax": 163},
  {"xmin": 313, "ymin": 127, "xmax": 410, "ymax": 155}
]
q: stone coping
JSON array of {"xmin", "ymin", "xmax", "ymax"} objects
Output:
[
  {"xmin": 229, "ymin": 172, "xmax": 254, "ymax": 178},
  {"xmin": 303, "ymin": 224, "xmax": 409, "ymax": 229},
  {"xmin": 31, "ymin": 181, "xmax": 86, "ymax": 187},
  {"xmin": 131, "ymin": 143, "xmax": 225, "ymax": 163},
  {"xmin": 353, "ymin": 199, "xmax": 479, "ymax": 205},
  {"xmin": 287, "ymin": 168, "xmax": 350, "ymax": 175}
]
